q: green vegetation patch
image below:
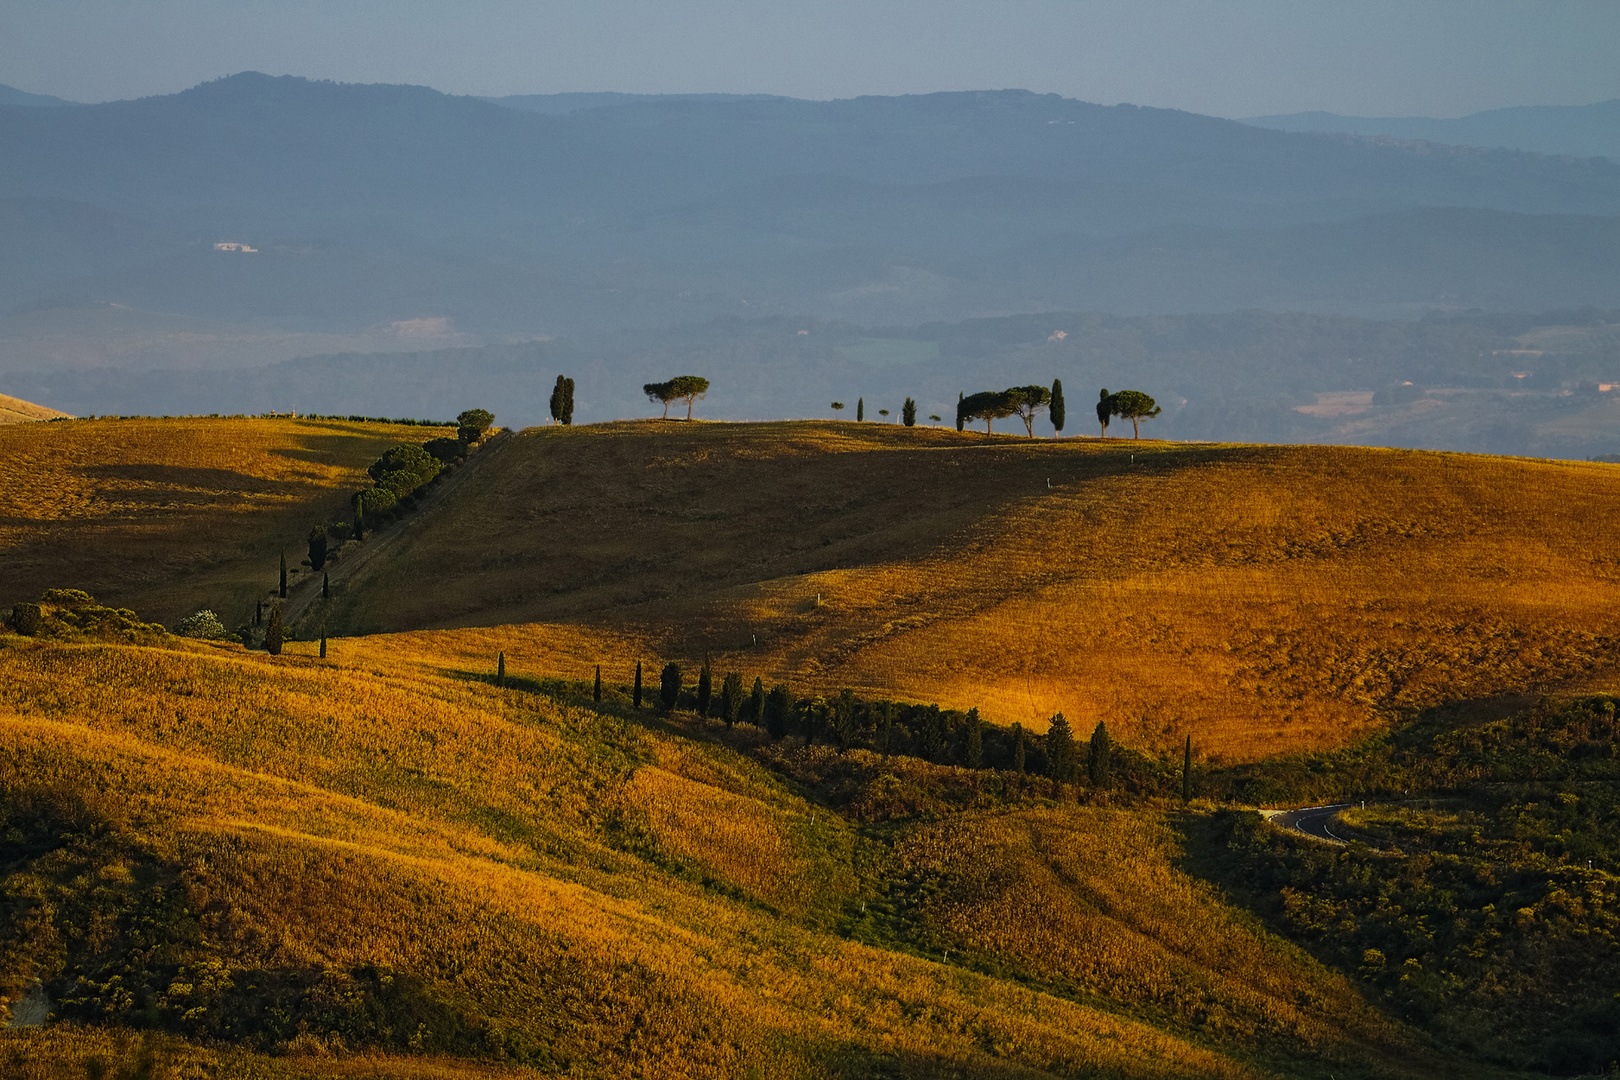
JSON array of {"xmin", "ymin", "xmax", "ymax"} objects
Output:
[{"xmin": 1202, "ymin": 695, "xmax": 1620, "ymax": 1075}]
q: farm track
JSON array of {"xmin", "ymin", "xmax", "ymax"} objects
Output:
[{"xmin": 281, "ymin": 429, "xmax": 513, "ymax": 635}]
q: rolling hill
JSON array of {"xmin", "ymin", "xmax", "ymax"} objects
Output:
[
  {"xmin": 0, "ymin": 415, "xmax": 453, "ymax": 627},
  {"xmin": 273, "ymin": 420, "xmax": 1620, "ymax": 762},
  {"xmin": 1244, "ymin": 98, "xmax": 1620, "ymax": 164},
  {"xmin": 4, "ymin": 416, "xmax": 1615, "ymax": 1077},
  {"xmin": 0, "ymin": 392, "xmax": 69, "ymax": 423},
  {"xmin": 0, "ymin": 620, "xmax": 1440, "ymax": 1079}
]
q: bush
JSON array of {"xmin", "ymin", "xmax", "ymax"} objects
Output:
[
  {"xmin": 174, "ymin": 610, "xmax": 228, "ymax": 639},
  {"xmin": 369, "ymin": 444, "xmax": 440, "ymax": 496},
  {"xmin": 6, "ymin": 602, "xmax": 43, "ymax": 636},
  {"xmin": 457, "ymin": 408, "xmax": 495, "ymax": 443},
  {"xmin": 425, "ymin": 437, "xmax": 467, "ymax": 464},
  {"xmin": 356, "ymin": 487, "xmax": 398, "ymax": 516}
]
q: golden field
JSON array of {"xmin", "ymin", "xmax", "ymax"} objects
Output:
[
  {"xmin": 0, "ymin": 631, "xmax": 1458, "ymax": 1079},
  {"xmin": 0, "ymin": 416, "xmax": 452, "ymax": 628},
  {"xmin": 324, "ymin": 421, "xmax": 1620, "ymax": 762}
]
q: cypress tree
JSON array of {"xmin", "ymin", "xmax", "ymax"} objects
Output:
[
  {"xmin": 1050, "ymin": 378, "xmax": 1065, "ymax": 436},
  {"xmin": 265, "ymin": 605, "xmax": 284, "ymax": 656},
  {"xmin": 765, "ymin": 684, "xmax": 792, "ymax": 740},
  {"xmin": 1045, "ymin": 713, "xmax": 1076, "ymax": 784},
  {"xmin": 550, "ymin": 375, "xmax": 567, "ymax": 424},
  {"xmin": 255, "ymin": 601, "xmax": 263, "ymax": 627},
  {"xmin": 633, "ymin": 660, "xmax": 643, "ymax": 708},
  {"xmin": 955, "ymin": 391, "xmax": 965, "ymax": 432},
  {"xmin": 902, "ymin": 397, "xmax": 917, "ymax": 426},
  {"xmin": 748, "ymin": 676, "xmax": 765, "ymax": 726},
  {"xmin": 1088, "ymin": 721, "xmax": 1112, "ymax": 788},
  {"xmin": 322, "ymin": 572, "xmax": 330, "ymax": 600},
  {"xmin": 497, "ymin": 651, "xmax": 506, "ymax": 686},
  {"xmin": 659, "ymin": 662, "xmax": 682, "ymax": 710},
  {"xmin": 307, "ymin": 525, "xmax": 328, "ymax": 571},
  {"xmin": 1182, "ymin": 734, "xmax": 1193, "ymax": 804},
  {"xmin": 279, "ymin": 552, "xmax": 288, "ymax": 598},
  {"xmin": 1097, "ymin": 387, "xmax": 1113, "ymax": 438},
  {"xmin": 319, "ymin": 630, "xmax": 327, "ymax": 659},
  {"xmin": 354, "ymin": 504, "xmax": 366, "ymax": 540},
  {"xmin": 856, "ymin": 397, "xmax": 864, "ymax": 422},
  {"xmin": 594, "ymin": 664, "xmax": 602, "ymax": 702},
  {"xmin": 696, "ymin": 654, "xmax": 712, "ymax": 717},
  {"xmin": 1012, "ymin": 723, "xmax": 1026, "ymax": 773},
  {"xmin": 962, "ymin": 708, "xmax": 983, "ymax": 769},
  {"xmin": 720, "ymin": 671, "xmax": 743, "ymax": 728},
  {"xmin": 562, "ymin": 376, "xmax": 576, "ymax": 425}
]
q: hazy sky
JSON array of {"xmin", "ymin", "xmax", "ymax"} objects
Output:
[{"xmin": 3, "ymin": 0, "xmax": 1617, "ymax": 118}]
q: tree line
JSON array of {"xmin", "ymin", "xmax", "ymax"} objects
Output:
[{"xmin": 562, "ymin": 654, "xmax": 1169, "ymax": 794}]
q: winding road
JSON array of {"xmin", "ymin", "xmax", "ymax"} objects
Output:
[{"xmin": 1271, "ymin": 803, "xmax": 1353, "ymax": 844}]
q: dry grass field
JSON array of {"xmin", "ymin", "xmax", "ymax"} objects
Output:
[
  {"xmin": 0, "ymin": 631, "xmax": 1454, "ymax": 1079},
  {"xmin": 0, "ymin": 416, "xmax": 451, "ymax": 627},
  {"xmin": 0, "ymin": 393, "xmax": 71, "ymax": 424},
  {"xmin": 326, "ymin": 421, "xmax": 1620, "ymax": 762}
]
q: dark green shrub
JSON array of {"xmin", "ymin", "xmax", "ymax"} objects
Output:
[
  {"xmin": 7, "ymin": 602, "xmax": 43, "ymax": 635},
  {"xmin": 425, "ymin": 437, "xmax": 467, "ymax": 464},
  {"xmin": 456, "ymin": 408, "xmax": 495, "ymax": 443}
]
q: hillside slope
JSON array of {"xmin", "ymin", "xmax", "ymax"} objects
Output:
[
  {"xmin": 0, "ymin": 392, "xmax": 69, "ymax": 423},
  {"xmin": 0, "ymin": 629, "xmax": 1449, "ymax": 1078},
  {"xmin": 0, "ymin": 416, "xmax": 451, "ymax": 626},
  {"xmin": 326, "ymin": 422, "xmax": 1620, "ymax": 760}
]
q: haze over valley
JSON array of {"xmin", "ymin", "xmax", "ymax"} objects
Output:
[{"xmin": 2, "ymin": 72, "xmax": 1619, "ymax": 453}]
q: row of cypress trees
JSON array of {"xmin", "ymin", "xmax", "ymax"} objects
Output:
[
  {"xmin": 598, "ymin": 656, "xmax": 1196, "ymax": 796},
  {"xmin": 486, "ymin": 654, "xmax": 1196, "ymax": 800}
]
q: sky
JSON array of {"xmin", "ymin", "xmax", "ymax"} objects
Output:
[{"xmin": 2, "ymin": 0, "xmax": 1618, "ymax": 118}]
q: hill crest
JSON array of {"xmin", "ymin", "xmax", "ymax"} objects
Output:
[{"xmin": 0, "ymin": 391, "xmax": 69, "ymax": 423}]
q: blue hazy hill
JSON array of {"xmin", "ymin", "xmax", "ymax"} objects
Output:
[{"xmin": 1244, "ymin": 99, "xmax": 1620, "ymax": 163}]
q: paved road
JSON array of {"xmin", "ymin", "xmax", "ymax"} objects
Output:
[{"xmin": 1274, "ymin": 803, "xmax": 1353, "ymax": 844}]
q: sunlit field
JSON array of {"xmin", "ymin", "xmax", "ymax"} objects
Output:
[
  {"xmin": 325, "ymin": 421, "xmax": 1620, "ymax": 761},
  {"xmin": 0, "ymin": 631, "xmax": 1445, "ymax": 1078}
]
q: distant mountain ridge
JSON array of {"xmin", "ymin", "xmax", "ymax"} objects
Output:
[
  {"xmin": 0, "ymin": 82, "xmax": 78, "ymax": 108},
  {"xmin": 2, "ymin": 72, "xmax": 1619, "ymax": 339},
  {"xmin": 484, "ymin": 91, "xmax": 791, "ymax": 114},
  {"xmin": 1243, "ymin": 98, "xmax": 1620, "ymax": 163}
]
